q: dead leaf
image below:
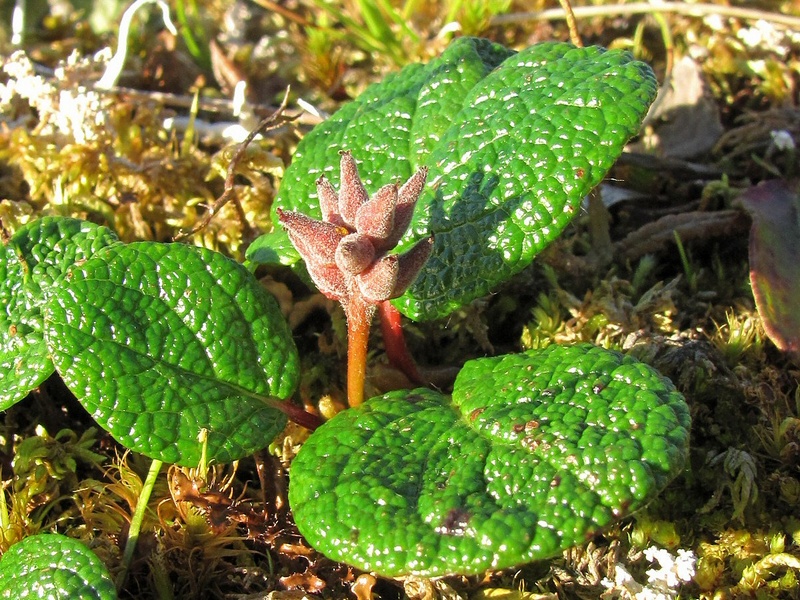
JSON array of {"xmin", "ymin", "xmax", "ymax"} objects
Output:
[
  {"xmin": 636, "ymin": 56, "xmax": 725, "ymax": 159},
  {"xmin": 739, "ymin": 179, "xmax": 800, "ymax": 352}
]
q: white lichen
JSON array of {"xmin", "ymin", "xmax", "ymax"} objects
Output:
[
  {"xmin": 601, "ymin": 546, "xmax": 696, "ymax": 600},
  {"xmin": 0, "ymin": 49, "xmax": 112, "ymax": 144}
]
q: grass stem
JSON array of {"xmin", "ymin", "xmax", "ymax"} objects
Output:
[{"xmin": 116, "ymin": 459, "xmax": 163, "ymax": 592}]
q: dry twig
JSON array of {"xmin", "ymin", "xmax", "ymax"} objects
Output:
[
  {"xmin": 175, "ymin": 90, "xmax": 295, "ymax": 242},
  {"xmin": 614, "ymin": 209, "xmax": 749, "ymax": 262},
  {"xmin": 491, "ymin": 2, "xmax": 800, "ymax": 29},
  {"xmin": 558, "ymin": 0, "xmax": 583, "ymax": 47}
]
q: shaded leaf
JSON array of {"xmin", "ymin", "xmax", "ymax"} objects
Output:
[{"xmin": 244, "ymin": 228, "xmax": 301, "ymax": 267}]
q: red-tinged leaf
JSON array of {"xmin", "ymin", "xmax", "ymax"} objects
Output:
[
  {"xmin": 355, "ymin": 183, "xmax": 397, "ymax": 246},
  {"xmin": 278, "ymin": 209, "xmax": 346, "ymax": 267},
  {"xmin": 307, "ymin": 261, "xmax": 348, "ymax": 301},
  {"xmin": 336, "ymin": 233, "xmax": 376, "ymax": 275},
  {"xmin": 357, "ymin": 237, "xmax": 434, "ymax": 302},
  {"xmin": 393, "ymin": 236, "xmax": 434, "ymax": 297},
  {"xmin": 388, "ymin": 167, "xmax": 428, "ymax": 248},
  {"xmin": 316, "ymin": 176, "xmax": 342, "ymax": 225},
  {"xmin": 338, "ymin": 151, "xmax": 369, "ymax": 226},
  {"xmin": 739, "ymin": 179, "xmax": 800, "ymax": 352},
  {"xmin": 357, "ymin": 255, "xmax": 399, "ymax": 303}
]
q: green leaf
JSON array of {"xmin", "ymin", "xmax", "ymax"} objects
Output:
[
  {"xmin": 0, "ymin": 533, "xmax": 116, "ymax": 599},
  {"xmin": 0, "ymin": 217, "xmax": 119, "ymax": 410},
  {"xmin": 739, "ymin": 179, "xmax": 800, "ymax": 352},
  {"xmin": 245, "ymin": 228, "xmax": 301, "ymax": 267},
  {"xmin": 266, "ymin": 38, "xmax": 657, "ymax": 320},
  {"xmin": 289, "ymin": 344, "xmax": 690, "ymax": 577},
  {"xmin": 43, "ymin": 242, "xmax": 300, "ymax": 466}
]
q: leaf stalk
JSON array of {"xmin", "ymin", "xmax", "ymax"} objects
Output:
[{"xmin": 379, "ymin": 300, "xmax": 423, "ymax": 385}]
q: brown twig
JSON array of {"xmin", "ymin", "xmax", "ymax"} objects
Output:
[
  {"xmin": 614, "ymin": 209, "xmax": 749, "ymax": 262},
  {"xmin": 491, "ymin": 2, "xmax": 800, "ymax": 29},
  {"xmin": 175, "ymin": 89, "xmax": 294, "ymax": 241},
  {"xmin": 557, "ymin": 0, "xmax": 583, "ymax": 47},
  {"xmin": 102, "ymin": 86, "xmax": 321, "ymax": 125}
]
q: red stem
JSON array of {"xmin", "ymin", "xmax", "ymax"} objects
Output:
[
  {"xmin": 378, "ymin": 301, "xmax": 424, "ymax": 385},
  {"xmin": 277, "ymin": 401, "xmax": 325, "ymax": 431},
  {"xmin": 346, "ymin": 294, "xmax": 376, "ymax": 407}
]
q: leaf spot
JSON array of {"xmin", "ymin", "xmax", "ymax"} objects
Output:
[{"xmin": 435, "ymin": 507, "xmax": 471, "ymax": 536}]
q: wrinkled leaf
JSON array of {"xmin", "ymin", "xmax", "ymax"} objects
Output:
[
  {"xmin": 0, "ymin": 533, "xmax": 116, "ymax": 600},
  {"xmin": 0, "ymin": 217, "xmax": 119, "ymax": 410},
  {"xmin": 289, "ymin": 344, "xmax": 690, "ymax": 576},
  {"xmin": 739, "ymin": 179, "xmax": 800, "ymax": 352},
  {"xmin": 43, "ymin": 242, "xmax": 300, "ymax": 465},
  {"xmin": 262, "ymin": 38, "xmax": 656, "ymax": 321}
]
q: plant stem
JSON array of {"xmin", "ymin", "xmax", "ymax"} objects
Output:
[
  {"xmin": 116, "ymin": 458, "xmax": 163, "ymax": 592},
  {"xmin": 346, "ymin": 294, "xmax": 376, "ymax": 407},
  {"xmin": 557, "ymin": 0, "xmax": 582, "ymax": 47},
  {"xmin": 259, "ymin": 391, "xmax": 325, "ymax": 431},
  {"xmin": 0, "ymin": 471, "xmax": 9, "ymax": 539},
  {"xmin": 378, "ymin": 301, "xmax": 423, "ymax": 385},
  {"xmin": 278, "ymin": 401, "xmax": 325, "ymax": 431}
]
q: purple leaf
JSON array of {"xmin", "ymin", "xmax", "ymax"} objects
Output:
[
  {"xmin": 357, "ymin": 255, "xmax": 399, "ymax": 303},
  {"xmin": 338, "ymin": 151, "xmax": 369, "ymax": 226},
  {"xmin": 388, "ymin": 167, "xmax": 428, "ymax": 248},
  {"xmin": 307, "ymin": 262, "xmax": 348, "ymax": 302},
  {"xmin": 393, "ymin": 236, "xmax": 434, "ymax": 297},
  {"xmin": 739, "ymin": 179, "xmax": 800, "ymax": 352}
]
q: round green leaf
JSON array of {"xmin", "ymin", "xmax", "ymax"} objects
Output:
[
  {"xmin": 43, "ymin": 242, "xmax": 300, "ymax": 465},
  {"xmin": 266, "ymin": 39, "xmax": 656, "ymax": 320},
  {"xmin": 398, "ymin": 43, "xmax": 657, "ymax": 319},
  {"xmin": 289, "ymin": 344, "xmax": 690, "ymax": 577},
  {"xmin": 0, "ymin": 217, "xmax": 119, "ymax": 409},
  {"xmin": 274, "ymin": 37, "xmax": 512, "ymax": 203},
  {"xmin": 0, "ymin": 533, "xmax": 116, "ymax": 600}
]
